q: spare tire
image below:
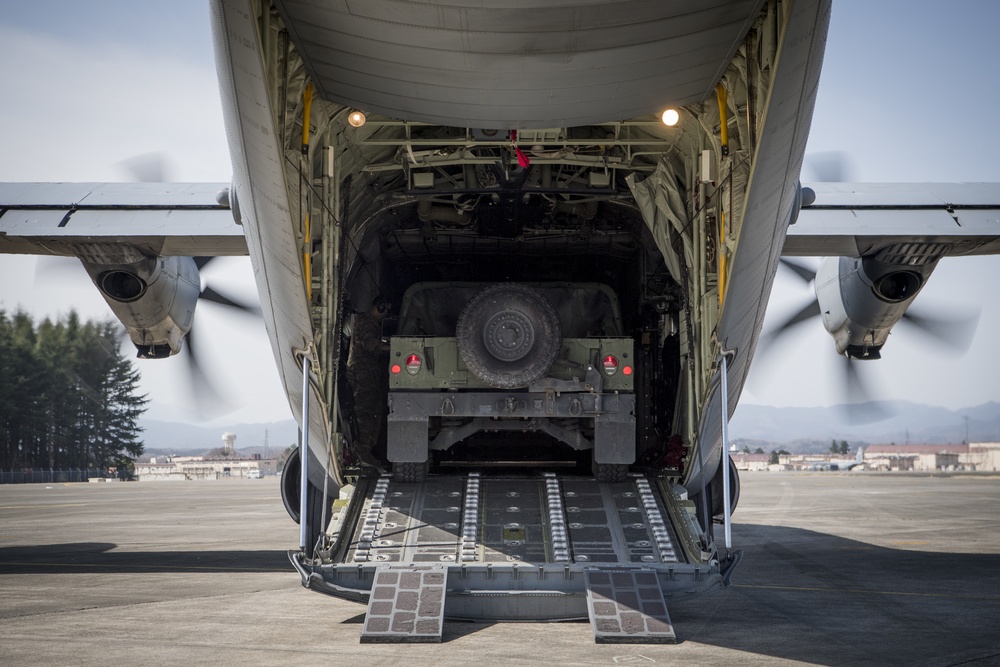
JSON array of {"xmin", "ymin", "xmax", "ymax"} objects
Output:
[{"xmin": 456, "ymin": 284, "xmax": 561, "ymax": 389}]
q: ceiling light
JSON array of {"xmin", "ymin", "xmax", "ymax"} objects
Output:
[
  {"xmin": 347, "ymin": 110, "xmax": 366, "ymax": 128},
  {"xmin": 661, "ymin": 109, "xmax": 680, "ymax": 127}
]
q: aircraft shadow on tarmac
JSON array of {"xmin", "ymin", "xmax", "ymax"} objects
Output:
[
  {"xmin": 329, "ymin": 518, "xmax": 1000, "ymax": 655},
  {"xmin": 665, "ymin": 523, "xmax": 1000, "ymax": 665},
  {"xmin": 0, "ymin": 542, "xmax": 290, "ymax": 574},
  {"xmin": 2, "ymin": 527, "xmax": 999, "ymax": 662}
]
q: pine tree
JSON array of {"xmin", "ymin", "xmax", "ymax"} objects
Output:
[
  {"xmin": 98, "ymin": 326, "xmax": 148, "ymax": 469},
  {"xmin": 0, "ymin": 310, "xmax": 148, "ymax": 470},
  {"xmin": 4, "ymin": 311, "xmax": 48, "ymax": 468}
]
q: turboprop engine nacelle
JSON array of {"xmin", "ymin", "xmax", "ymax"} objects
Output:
[
  {"xmin": 77, "ymin": 247, "xmax": 200, "ymax": 359},
  {"xmin": 815, "ymin": 252, "xmax": 939, "ymax": 359}
]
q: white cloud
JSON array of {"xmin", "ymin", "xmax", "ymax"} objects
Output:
[{"xmin": 0, "ymin": 26, "xmax": 229, "ymax": 182}]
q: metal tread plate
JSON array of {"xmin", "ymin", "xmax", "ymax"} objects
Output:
[
  {"xmin": 360, "ymin": 565, "xmax": 448, "ymax": 643},
  {"xmin": 585, "ymin": 568, "xmax": 677, "ymax": 644}
]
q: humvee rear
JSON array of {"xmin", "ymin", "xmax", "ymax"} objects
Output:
[{"xmin": 386, "ymin": 282, "xmax": 636, "ymax": 481}]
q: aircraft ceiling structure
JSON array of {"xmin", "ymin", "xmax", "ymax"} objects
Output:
[{"xmin": 272, "ymin": 0, "xmax": 767, "ymax": 129}]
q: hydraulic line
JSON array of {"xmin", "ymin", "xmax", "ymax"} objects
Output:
[
  {"xmin": 715, "ymin": 83, "xmax": 729, "ymax": 306},
  {"xmin": 719, "ymin": 210, "xmax": 727, "ymax": 307},
  {"xmin": 301, "ymin": 83, "xmax": 314, "ymax": 300}
]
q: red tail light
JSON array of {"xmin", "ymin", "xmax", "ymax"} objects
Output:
[
  {"xmin": 391, "ymin": 364, "xmax": 401, "ymax": 374},
  {"xmin": 405, "ymin": 354, "xmax": 422, "ymax": 375},
  {"xmin": 602, "ymin": 355, "xmax": 619, "ymax": 376}
]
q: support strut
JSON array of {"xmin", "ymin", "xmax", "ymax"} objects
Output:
[
  {"xmin": 299, "ymin": 353, "xmax": 311, "ymax": 552},
  {"xmin": 720, "ymin": 354, "xmax": 732, "ymax": 550}
]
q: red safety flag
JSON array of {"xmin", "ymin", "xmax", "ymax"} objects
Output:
[
  {"xmin": 515, "ymin": 146, "xmax": 531, "ymax": 168},
  {"xmin": 510, "ymin": 130, "xmax": 531, "ymax": 168}
]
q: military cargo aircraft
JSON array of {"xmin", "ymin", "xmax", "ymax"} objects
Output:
[
  {"xmin": 2, "ymin": 0, "xmax": 999, "ymax": 644},
  {"xmin": 808, "ymin": 448, "xmax": 865, "ymax": 471}
]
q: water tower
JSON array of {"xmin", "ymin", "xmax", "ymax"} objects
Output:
[{"xmin": 222, "ymin": 432, "xmax": 236, "ymax": 456}]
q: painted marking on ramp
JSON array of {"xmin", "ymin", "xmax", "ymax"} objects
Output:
[{"xmin": 613, "ymin": 657, "xmax": 656, "ymax": 664}]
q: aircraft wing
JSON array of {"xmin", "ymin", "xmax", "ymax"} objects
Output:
[
  {"xmin": 0, "ymin": 182, "xmax": 246, "ymax": 258},
  {"xmin": 784, "ymin": 182, "xmax": 1000, "ymax": 257}
]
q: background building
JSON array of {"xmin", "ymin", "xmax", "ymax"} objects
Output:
[
  {"xmin": 136, "ymin": 455, "xmax": 276, "ymax": 481},
  {"xmin": 968, "ymin": 443, "xmax": 1000, "ymax": 472}
]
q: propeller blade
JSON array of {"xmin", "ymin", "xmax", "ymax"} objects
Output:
[
  {"xmin": 841, "ymin": 355, "xmax": 870, "ymax": 401},
  {"xmin": 194, "ymin": 257, "xmax": 216, "ymax": 270},
  {"xmin": 177, "ymin": 277, "xmax": 260, "ymax": 416},
  {"xmin": 770, "ymin": 299, "xmax": 822, "ymax": 339},
  {"xmin": 199, "ymin": 285, "xmax": 261, "ymax": 316},
  {"xmin": 837, "ymin": 356, "xmax": 891, "ymax": 423},
  {"xmin": 899, "ymin": 306, "xmax": 980, "ymax": 353},
  {"xmin": 114, "ymin": 325, "xmax": 131, "ymax": 348},
  {"xmin": 804, "ymin": 150, "xmax": 855, "ymax": 182},
  {"xmin": 779, "ymin": 258, "xmax": 817, "ymax": 285},
  {"xmin": 33, "ymin": 255, "xmax": 86, "ymax": 285},
  {"xmin": 755, "ymin": 298, "xmax": 822, "ymax": 363},
  {"xmin": 183, "ymin": 325, "xmax": 231, "ymax": 415},
  {"xmin": 116, "ymin": 152, "xmax": 173, "ymax": 182}
]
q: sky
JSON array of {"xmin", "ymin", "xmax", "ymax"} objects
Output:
[{"xmin": 0, "ymin": 0, "xmax": 997, "ymax": 428}]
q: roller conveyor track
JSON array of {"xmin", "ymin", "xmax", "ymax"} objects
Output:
[{"xmin": 345, "ymin": 472, "xmax": 685, "ymax": 567}]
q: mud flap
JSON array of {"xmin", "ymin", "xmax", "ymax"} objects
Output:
[
  {"xmin": 594, "ymin": 413, "xmax": 636, "ymax": 464},
  {"xmin": 387, "ymin": 418, "xmax": 428, "ymax": 463}
]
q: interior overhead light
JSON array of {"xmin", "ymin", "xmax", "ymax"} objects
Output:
[
  {"xmin": 347, "ymin": 110, "xmax": 366, "ymax": 128},
  {"xmin": 661, "ymin": 109, "xmax": 680, "ymax": 127}
]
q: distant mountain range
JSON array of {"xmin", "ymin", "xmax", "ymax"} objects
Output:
[
  {"xmin": 137, "ymin": 418, "xmax": 298, "ymax": 456},
  {"xmin": 729, "ymin": 401, "xmax": 1000, "ymax": 446},
  {"xmin": 135, "ymin": 401, "xmax": 1000, "ymax": 458}
]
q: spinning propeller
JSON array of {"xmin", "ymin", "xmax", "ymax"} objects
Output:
[
  {"xmin": 32, "ymin": 254, "xmax": 260, "ymax": 418},
  {"xmin": 759, "ymin": 258, "xmax": 979, "ymax": 422}
]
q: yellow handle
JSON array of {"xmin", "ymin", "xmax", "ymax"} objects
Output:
[{"xmin": 716, "ymin": 83, "xmax": 729, "ymax": 156}]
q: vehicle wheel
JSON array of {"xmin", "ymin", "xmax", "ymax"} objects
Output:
[
  {"xmin": 280, "ymin": 448, "xmax": 334, "ymax": 557},
  {"xmin": 710, "ymin": 456, "xmax": 741, "ymax": 520},
  {"xmin": 593, "ymin": 462, "xmax": 629, "ymax": 483},
  {"xmin": 393, "ymin": 460, "xmax": 430, "ymax": 483},
  {"xmin": 456, "ymin": 284, "xmax": 561, "ymax": 389}
]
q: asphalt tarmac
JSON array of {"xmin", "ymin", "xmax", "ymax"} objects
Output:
[{"xmin": 1, "ymin": 473, "xmax": 999, "ymax": 666}]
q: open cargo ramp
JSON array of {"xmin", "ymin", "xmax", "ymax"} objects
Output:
[{"xmin": 291, "ymin": 471, "xmax": 725, "ymax": 643}]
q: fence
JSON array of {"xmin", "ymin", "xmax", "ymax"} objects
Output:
[{"xmin": 0, "ymin": 469, "xmax": 109, "ymax": 484}]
